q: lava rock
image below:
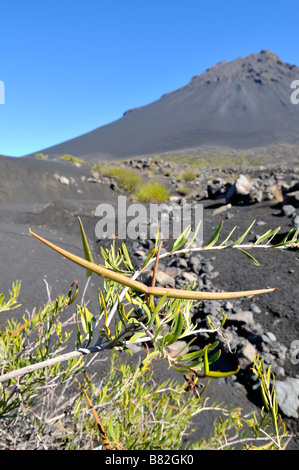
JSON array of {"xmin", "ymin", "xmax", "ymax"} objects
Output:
[
  {"xmin": 275, "ymin": 377, "xmax": 299, "ymax": 418},
  {"xmin": 236, "ymin": 341, "xmax": 257, "ymax": 369},
  {"xmin": 281, "ymin": 204, "xmax": 296, "ymax": 217},
  {"xmin": 292, "ymin": 212, "xmax": 299, "ymax": 230}
]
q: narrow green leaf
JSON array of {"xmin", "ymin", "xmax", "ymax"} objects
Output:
[
  {"xmin": 220, "ymin": 312, "xmax": 227, "ymax": 328},
  {"xmin": 254, "ymin": 227, "xmax": 281, "ymax": 245},
  {"xmin": 129, "ymin": 331, "xmax": 146, "ymax": 343},
  {"xmin": 271, "ymin": 228, "xmax": 298, "ymax": 248},
  {"xmin": 219, "ymin": 226, "xmax": 237, "ymax": 246},
  {"xmin": 266, "ymin": 364, "xmax": 272, "ymax": 385},
  {"xmin": 121, "ymin": 242, "xmax": 134, "ymax": 271},
  {"xmin": 159, "ymin": 332, "xmax": 167, "ymax": 350},
  {"xmin": 132, "ymin": 350, "xmax": 159, "ymax": 385},
  {"xmin": 176, "ymin": 349, "xmax": 204, "ymax": 363},
  {"xmin": 205, "ymin": 221, "xmax": 223, "ymax": 248},
  {"xmin": 154, "ymin": 224, "xmax": 160, "ymax": 247},
  {"xmin": 186, "ymin": 220, "xmax": 202, "ymax": 249},
  {"xmin": 206, "ymin": 366, "xmax": 240, "ymax": 378},
  {"xmin": 166, "ymin": 312, "xmax": 184, "ymax": 345},
  {"xmin": 163, "ymin": 298, "xmax": 181, "ymax": 323},
  {"xmin": 170, "ymin": 225, "xmax": 191, "ymax": 253},
  {"xmin": 141, "ymin": 245, "xmax": 158, "ymax": 269},
  {"xmin": 152, "ymin": 323, "xmax": 162, "ymax": 341},
  {"xmin": 223, "ymin": 220, "xmax": 256, "ymax": 249},
  {"xmin": 237, "ymin": 248, "xmax": 260, "ymax": 266},
  {"xmin": 78, "ymin": 216, "xmax": 94, "ymax": 277},
  {"xmin": 153, "ymin": 293, "xmax": 168, "ymax": 316},
  {"xmin": 261, "ymin": 383, "xmax": 270, "ymax": 411},
  {"xmin": 208, "ymin": 349, "xmax": 222, "ymax": 365},
  {"xmin": 108, "ymin": 417, "xmax": 116, "ymax": 442},
  {"xmin": 203, "ymin": 342, "xmax": 239, "ymax": 378},
  {"xmin": 171, "ymin": 364, "xmax": 190, "ymax": 373},
  {"xmin": 67, "ymin": 281, "xmax": 79, "ymax": 305},
  {"xmin": 146, "ymin": 308, "xmax": 160, "ymax": 329}
]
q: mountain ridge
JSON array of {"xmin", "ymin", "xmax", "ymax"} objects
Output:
[{"xmin": 24, "ymin": 50, "xmax": 299, "ymax": 163}]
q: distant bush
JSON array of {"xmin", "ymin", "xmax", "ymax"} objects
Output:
[
  {"xmin": 100, "ymin": 165, "xmax": 143, "ymax": 193},
  {"xmin": 177, "ymin": 186, "xmax": 190, "ymax": 196},
  {"xmin": 164, "ymin": 169, "xmax": 172, "ymax": 177},
  {"xmin": 182, "ymin": 170, "xmax": 196, "ymax": 182},
  {"xmin": 135, "ymin": 179, "xmax": 171, "ymax": 202},
  {"xmin": 60, "ymin": 154, "xmax": 85, "ymax": 163},
  {"xmin": 92, "ymin": 163, "xmax": 104, "ymax": 172}
]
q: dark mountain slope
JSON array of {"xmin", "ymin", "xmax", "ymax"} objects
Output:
[{"xmin": 26, "ymin": 50, "xmax": 299, "ymax": 162}]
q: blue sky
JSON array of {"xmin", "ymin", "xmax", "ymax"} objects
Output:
[{"xmin": 0, "ymin": 0, "xmax": 298, "ymax": 157}]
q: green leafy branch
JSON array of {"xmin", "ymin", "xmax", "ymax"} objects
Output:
[
  {"xmin": 28, "ymin": 223, "xmax": 279, "ymax": 300},
  {"xmin": 0, "ymin": 218, "xmax": 297, "ymax": 387}
]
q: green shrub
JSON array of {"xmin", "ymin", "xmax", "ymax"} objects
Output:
[
  {"xmin": 135, "ymin": 179, "xmax": 171, "ymax": 202},
  {"xmin": 177, "ymin": 186, "xmax": 190, "ymax": 196},
  {"xmin": 35, "ymin": 153, "xmax": 47, "ymax": 159},
  {"xmin": 60, "ymin": 154, "xmax": 85, "ymax": 163},
  {"xmin": 100, "ymin": 165, "xmax": 142, "ymax": 192},
  {"xmin": 182, "ymin": 170, "xmax": 196, "ymax": 182}
]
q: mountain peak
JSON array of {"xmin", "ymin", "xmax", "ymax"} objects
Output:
[
  {"xmin": 190, "ymin": 50, "xmax": 299, "ymax": 88},
  {"xmin": 26, "ymin": 51, "xmax": 299, "ymax": 162}
]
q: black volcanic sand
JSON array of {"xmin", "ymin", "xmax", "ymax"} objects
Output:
[{"xmin": 0, "ymin": 155, "xmax": 298, "ymax": 449}]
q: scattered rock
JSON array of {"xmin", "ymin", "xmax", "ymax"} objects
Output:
[
  {"xmin": 236, "ymin": 341, "xmax": 257, "ymax": 369},
  {"xmin": 268, "ymin": 183, "xmax": 284, "ymax": 202},
  {"xmin": 226, "ymin": 174, "xmax": 252, "ymax": 201},
  {"xmin": 282, "ymin": 204, "xmax": 296, "ymax": 217},
  {"xmin": 227, "ymin": 310, "xmax": 254, "ymax": 325},
  {"xmin": 212, "ymin": 203, "xmax": 232, "ymax": 215},
  {"xmin": 165, "ymin": 266, "xmax": 182, "ymax": 278},
  {"xmin": 166, "ymin": 340, "xmax": 189, "ymax": 357},
  {"xmin": 62, "ymin": 176, "xmax": 70, "ymax": 185},
  {"xmin": 284, "ymin": 190, "xmax": 299, "ymax": 208},
  {"xmin": 292, "ymin": 212, "xmax": 299, "ymax": 230},
  {"xmin": 250, "ymin": 304, "xmax": 262, "ymax": 314},
  {"xmin": 182, "ymin": 271, "xmax": 198, "ymax": 284},
  {"xmin": 276, "ymin": 377, "xmax": 299, "ymax": 418},
  {"xmin": 207, "ymin": 177, "xmax": 229, "ymax": 199},
  {"xmin": 155, "ymin": 270, "xmax": 176, "ymax": 287}
]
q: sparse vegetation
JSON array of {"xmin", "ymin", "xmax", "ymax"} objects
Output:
[
  {"xmin": 164, "ymin": 168, "xmax": 172, "ymax": 177},
  {"xmin": 162, "ymin": 153, "xmax": 271, "ymax": 169},
  {"xmin": 177, "ymin": 186, "xmax": 190, "ymax": 196},
  {"xmin": 182, "ymin": 170, "xmax": 196, "ymax": 182},
  {"xmin": 135, "ymin": 179, "xmax": 171, "ymax": 203},
  {"xmin": 99, "ymin": 165, "xmax": 143, "ymax": 193},
  {"xmin": 35, "ymin": 152, "xmax": 47, "ymax": 159},
  {"xmin": 60, "ymin": 154, "xmax": 85, "ymax": 163}
]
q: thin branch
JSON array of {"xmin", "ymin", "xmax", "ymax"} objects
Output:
[
  {"xmin": 74, "ymin": 377, "xmax": 112, "ymax": 450},
  {"xmin": 0, "ymin": 345, "xmax": 102, "ymax": 383},
  {"xmin": 29, "ymin": 229, "xmax": 277, "ymax": 301}
]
